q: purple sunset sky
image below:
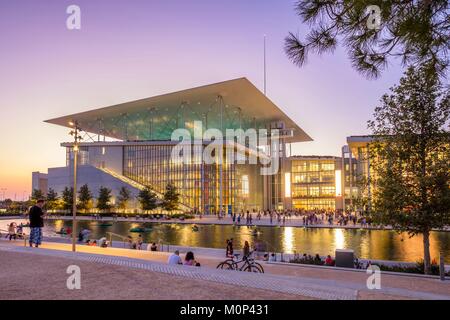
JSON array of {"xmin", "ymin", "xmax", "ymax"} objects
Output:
[{"xmin": 0, "ymin": 0, "xmax": 405, "ymax": 198}]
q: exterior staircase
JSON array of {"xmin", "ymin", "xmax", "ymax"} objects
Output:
[{"xmin": 97, "ymin": 167, "xmax": 193, "ymax": 212}]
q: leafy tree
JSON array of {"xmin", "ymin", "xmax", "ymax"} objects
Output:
[
  {"xmin": 46, "ymin": 188, "xmax": 59, "ymax": 211},
  {"xmin": 285, "ymin": 1, "xmax": 450, "ymax": 79},
  {"xmin": 117, "ymin": 186, "xmax": 132, "ymax": 212},
  {"xmin": 97, "ymin": 186, "xmax": 112, "ymax": 213},
  {"xmin": 162, "ymin": 183, "xmax": 180, "ymax": 213},
  {"xmin": 31, "ymin": 189, "xmax": 44, "ymax": 201},
  {"xmin": 78, "ymin": 184, "xmax": 93, "ymax": 212},
  {"xmin": 138, "ymin": 187, "xmax": 158, "ymax": 212},
  {"xmin": 351, "ymin": 174, "xmax": 370, "ymax": 214},
  {"xmin": 61, "ymin": 187, "xmax": 74, "ymax": 212},
  {"xmin": 368, "ymin": 65, "xmax": 450, "ymax": 274}
]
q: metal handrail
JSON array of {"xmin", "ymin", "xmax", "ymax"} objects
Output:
[
  {"xmin": 106, "ymin": 232, "xmax": 129, "ymax": 248},
  {"xmin": 0, "ymin": 228, "xmax": 29, "ymax": 246}
]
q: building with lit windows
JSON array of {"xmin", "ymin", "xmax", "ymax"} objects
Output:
[
  {"xmin": 34, "ymin": 79, "xmax": 379, "ymax": 214},
  {"xmin": 288, "ymin": 156, "xmax": 343, "ymax": 211},
  {"xmin": 40, "ymin": 78, "xmax": 314, "ymax": 214}
]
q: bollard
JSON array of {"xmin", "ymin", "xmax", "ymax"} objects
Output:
[{"xmin": 440, "ymin": 250, "xmax": 446, "ymax": 281}]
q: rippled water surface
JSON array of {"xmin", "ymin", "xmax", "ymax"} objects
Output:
[{"xmin": 1, "ymin": 219, "xmax": 449, "ymax": 263}]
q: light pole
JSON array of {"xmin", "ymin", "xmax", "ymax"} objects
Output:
[
  {"xmin": 69, "ymin": 121, "xmax": 83, "ymax": 252},
  {"xmin": 0, "ymin": 188, "xmax": 7, "ymax": 201}
]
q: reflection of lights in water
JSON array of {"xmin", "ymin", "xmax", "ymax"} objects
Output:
[
  {"xmin": 360, "ymin": 231, "xmax": 370, "ymax": 259},
  {"xmin": 283, "ymin": 227, "xmax": 294, "ymax": 253},
  {"xmin": 179, "ymin": 226, "xmax": 191, "ymax": 244},
  {"xmin": 334, "ymin": 229, "xmax": 345, "ymax": 249},
  {"xmin": 239, "ymin": 227, "xmax": 251, "ymax": 246}
]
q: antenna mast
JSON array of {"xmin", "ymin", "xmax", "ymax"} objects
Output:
[{"xmin": 264, "ymin": 34, "xmax": 267, "ymax": 95}]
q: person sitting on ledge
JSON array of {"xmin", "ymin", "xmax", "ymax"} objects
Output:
[
  {"xmin": 184, "ymin": 251, "xmax": 200, "ymax": 267},
  {"xmin": 314, "ymin": 254, "xmax": 322, "ymax": 264},
  {"xmin": 325, "ymin": 255, "xmax": 335, "ymax": 266},
  {"xmin": 168, "ymin": 250, "xmax": 183, "ymax": 265}
]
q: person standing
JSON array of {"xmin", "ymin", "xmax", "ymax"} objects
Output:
[
  {"xmin": 28, "ymin": 199, "xmax": 46, "ymax": 248},
  {"xmin": 226, "ymin": 239, "xmax": 234, "ymax": 258},
  {"xmin": 137, "ymin": 235, "xmax": 143, "ymax": 250},
  {"xmin": 243, "ymin": 241, "xmax": 250, "ymax": 258}
]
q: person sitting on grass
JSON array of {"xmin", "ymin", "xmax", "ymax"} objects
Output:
[{"xmin": 184, "ymin": 251, "xmax": 200, "ymax": 267}]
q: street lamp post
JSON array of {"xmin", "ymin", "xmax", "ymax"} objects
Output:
[
  {"xmin": 0, "ymin": 188, "xmax": 7, "ymax": 201},
  {"xmin": 69, "ymin": 121, "xmax": 83, "ymax": 252}
]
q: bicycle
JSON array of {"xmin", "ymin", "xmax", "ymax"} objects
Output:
[{"xmin": 217, "ymin": 252, "xmax": 265, "ymax": 273}]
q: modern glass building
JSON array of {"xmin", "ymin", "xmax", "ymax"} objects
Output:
[
  {"xmin": 289, "ymin": 156, "xmax": 343, "ymax": 210},
  {"xmin": 43, "ymin": 78, "xmax": 314, "ymax": 214}
]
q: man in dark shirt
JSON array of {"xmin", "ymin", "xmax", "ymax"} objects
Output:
[{"xmin": 29, "ymin": 199, "xmax": 46, "ymax": 248}]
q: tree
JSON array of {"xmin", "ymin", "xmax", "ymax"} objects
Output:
[
  {"xmin": 78, "ymin": 184, "xmax": 93, "ymax": 213},
  {"xmin": 97, "ymin": 186, "xmax": 112, "ymax": 213},
  {"xmin": 351, "ymin": 174, "xmax": 370, "ymax": 214},
  {"xmin": 46, "ymin": 188, "xmax": 59, "ymax": 211},
  {"xmin": 138, "ymin": 187, "xmax": 158, "ymax": 212},
  {"xmin": 61, "ymin": 187, "xmax": 74, "ymax": 212},
  {"xmin": 285, "ymin": 1, "xmax": 450, "ymax": 79},
  {"xmin": 31, "ymin": 189, "xmax": 43, "ymax": 201},
  {"xmin": 368, "ymin": 65, "xmax": 450, "ymax": 274},
  {"xmin": 162, "ymin": 183, "xmax": 180, "ymax": 213},
  {"xmin": 117, "ymin": 186, "xmax": 132, "ymax": 212}
]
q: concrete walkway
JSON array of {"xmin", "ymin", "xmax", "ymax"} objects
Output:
[{"xmin": 0, "ymin": 239, "xmax": 449, "ymax": 300}]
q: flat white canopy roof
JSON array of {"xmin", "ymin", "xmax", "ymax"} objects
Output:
[{"xmin": 46, "ymin": 78, "xmax": 312, "ymax": 143}]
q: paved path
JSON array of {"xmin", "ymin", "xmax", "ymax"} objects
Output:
[
  {"xmin": 0, "ymin": 244, "xmax": 353, "ymax": 300},
  {"xmin": 0, "ymin": 240, "xmax": 449, "ymax": 300}
]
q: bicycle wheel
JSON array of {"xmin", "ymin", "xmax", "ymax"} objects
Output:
[
  {"xmin": 217, "ymin": 262, "xmax": 234, "ymax": 270},
  {"xmin": 243, "ymin": 264, "xmax": 263, "ymax": 273},
  {"xmin": 252, "ymin": 262, "xmax": 265, "ymax": 273}
]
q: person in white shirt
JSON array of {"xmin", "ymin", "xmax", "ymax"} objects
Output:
[{"xmin": 168, "ymin": 250, "xmax": 183, "ymax": 265}]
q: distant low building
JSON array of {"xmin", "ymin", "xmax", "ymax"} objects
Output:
[{"xmin": 31, "ymin": 172, "xmax": 48, "ymax": 196}]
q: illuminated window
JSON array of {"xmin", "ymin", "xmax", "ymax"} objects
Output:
[
  {"xmin": 293, "ymin": 174, "xmax": 306, "ymax": 183},
  {"xmin": 310, "ymin": 162, "xmax": 319, "ymax": 171},
  {"xmin": 335, "ymin": 170, "xmax": 342, "ymax": 196},
  {"xmin": 284, "ymin": 172, "xmax": 291, "ymax": 198},
  {"xmin": 321, "ymin": 163, "xmax": 335, "ymax": 171},
  {"xmin": 102, "ymin": 147, "xmax": 106, "ymax": 155},
  {"xmin": 321, "ymin": 186, "xmax": 335, "ymax": 196},
  {"xmin": 242, "ymin": 175, "xmax": 249, "ymax": 196},
  {"xmin": 309, "ymin": 186, "xmax": 320, "ymax": 196}
]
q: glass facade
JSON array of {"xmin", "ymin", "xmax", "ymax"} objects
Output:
[
  {"xmin": 122, "ymin": 144, "xmax": 263, "ymax": 214},
  {"xmin": 291, "ymin": 158, "xmax": 338, "ymax": 210}
]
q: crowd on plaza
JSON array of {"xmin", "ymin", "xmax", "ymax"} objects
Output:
[
  {"xmin": 1, "ymin": 199, "xmax": 374, "ymax": 274},
  {"xmin": 226, "ymin": 208, "xmax": 371, "ymax": 228}
]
